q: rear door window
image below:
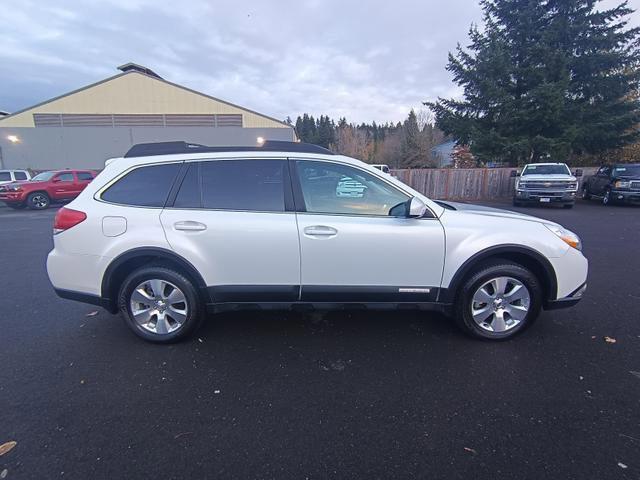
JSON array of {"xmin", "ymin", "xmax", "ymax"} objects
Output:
[
  {"xmin": 0, "ymin": 172, "xmax": 11, "ymax": 182},
  {"xmin": 14, "ymin": 172, "xmax": 28, "ymax": 181},
  {"xmin": 101, "ymin": 163, "xmax": 181, "ymax": 207},
  {"xmin": 173, "ymin": 159, "xmax": 288, "ymax": 212},
  {"xmin": 77, "ymin": 172, "xmax": 94, "ymax": 181}
]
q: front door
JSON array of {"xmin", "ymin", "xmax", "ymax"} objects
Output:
[
  {"xmin": 51, "ymin": 172, "xmax": 76, "ymax": 199},
  {"xmin": 292, "ymin": 159, "xmax": 445, "ymax": 303},
  {"xmin": 160, "ymin": 159, "xmax": 300, "ymax": 303}
]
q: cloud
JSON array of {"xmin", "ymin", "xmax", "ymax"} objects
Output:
[{"xmin": 1, "ymin": 0, "xmax": 634, "ymax": 123}]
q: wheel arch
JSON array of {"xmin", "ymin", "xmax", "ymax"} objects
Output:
[
  {"xmin": 441, "ymin": 245, "xmax": 558, "ymax": 305},
  {"xmin": 101, "ymin": 247, "xmax": 210, "ymax": 313}
]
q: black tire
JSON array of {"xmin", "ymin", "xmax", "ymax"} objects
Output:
[
  {"xmin": 602, "ymin": 189, "xmax": 612, "ymax": 206},
  {"xmin": 512, "ymin": 199, "xmax": 523, "ymax": 207},
  {"xmin": 118, "ymin": 266, "xmax": 204, "ymax": 343},
  {"xmin": 562, "ymin": 204, "xmax": 574, "ymax": 209},
  {"xmin": 581, "ymin": 187, "xmax": 591, "ymax": 200},
  {"xmin": 26, "ymin": 191, "xmax": 50, "ymax": 210},
  {"xmin": 6, "ymin": 203, "xmax": 26, "ymax": 210},
  {"xmin": 453, "ymin": 260, "xmax": 543, "ymax": 340}
]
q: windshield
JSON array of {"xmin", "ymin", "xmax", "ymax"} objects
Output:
[
  {"xmin": 522, "ymin": 164, "xmax": 570, "ymax": 176},
  {"xmin": 612, "ymin": 165, "xmax": 640, "ymax": 177},
  {"xmin": 31, "ymin": 171, "xmax": 56, "ymax": 182}
]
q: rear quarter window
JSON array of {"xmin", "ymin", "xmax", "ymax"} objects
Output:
[
  {"xmin": 101, "ymin": 163, "xmax": 181, "ymax": 207},
  {"xmin": 14, "ymin": 171, "xmax": 28, "ymax": 181}
]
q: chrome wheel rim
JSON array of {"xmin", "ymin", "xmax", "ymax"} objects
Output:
[
  {"xmin": 471, "ymin": 276, "xmax": 530, "ymax": 333},
  {"xmin": 603, "ymin": 191, "xmax": 609, "ymax": 205},
  {"xmin": 32, "ymin": 195, "xmax": 48, "ymax": 208},
  {"xmin": 129, "ymin": 279, "xmax": 188, "ymax": 335}
]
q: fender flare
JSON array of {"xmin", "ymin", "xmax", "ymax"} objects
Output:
[
  {"xmin": 439, "ymin": 244, "xmax": 558, "ymax": 303},
  {"xmin": 101, "ymin": 247, "xmax": 210, "ymax": 311}
]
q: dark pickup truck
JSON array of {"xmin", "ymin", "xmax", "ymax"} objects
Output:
[{"xmin": 582, "ymin": 164, "xmax": 640, "ymax": 205}]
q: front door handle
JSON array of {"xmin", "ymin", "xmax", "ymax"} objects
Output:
[
  {"xmin": 174, "ymin": 221, "xmax": 207, "ymax": 232},
  {"xmin": 304, "ymin": 225, "xmax": 338, "ymax": 237}
]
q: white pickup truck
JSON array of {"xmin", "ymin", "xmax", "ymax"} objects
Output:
[{"xmin": 513, "ymin": 163, "xmax": 579, "ymax": 208}]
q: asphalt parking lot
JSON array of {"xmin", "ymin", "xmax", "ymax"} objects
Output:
[{"xmin": 1, "ymin": 199, "xmax": 639, "ymax": 479}]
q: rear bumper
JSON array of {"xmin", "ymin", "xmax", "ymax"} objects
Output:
[{"xmin": 54, "ymin": 288, "xmax": 115, "ymax": 311}]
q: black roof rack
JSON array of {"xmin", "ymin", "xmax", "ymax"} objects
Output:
[{"xmin": 124, "ymin": 140, "xmax": 334, "ymax": 158}]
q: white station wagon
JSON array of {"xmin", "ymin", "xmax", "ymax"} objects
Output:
[{"xmin": 47, "ymin": 141, "xmax": 588, "ymax": 343}]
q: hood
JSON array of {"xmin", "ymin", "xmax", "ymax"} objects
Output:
[
  {"xmin": 438, "ymin": 200, "xmax": 559, "ymax": 226},
  {"xmin": 519, "ymin": 174, "xmax": 576, "ymax": 181}
]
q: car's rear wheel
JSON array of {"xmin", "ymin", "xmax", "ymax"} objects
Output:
[
  {"xmin": 454, "ymin": 261, "xmax": 542, "ymax": 340},
  {"xmin": 26, "ymin": 192, "xmax": 50, "ymax": 210},
  {"xmin": 118, "ymin": 266, "xmax": 203, "ymax": 343}
]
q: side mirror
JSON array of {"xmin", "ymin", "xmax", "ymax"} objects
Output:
[
  {"xmin": 408, "ymin": 197, "xmax": 428, "ymax": 218},
  {"xmin": 509, "ymin": 170, "xmax": 517, "ymax": 178},
  {"xmin": 574, "ymin": 169, "xmax": 583, "ymax": 177}
]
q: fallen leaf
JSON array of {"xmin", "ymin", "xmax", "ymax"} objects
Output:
[
  {"xmin": 214, "ymin": 390, "xmax": 221, "ymax": 394},
  {"xmin": 629, "ymin": 371, "xmax": 640, "ymax": 380},
  {"xmin": 604, "ymin": 336, "xmax": 617, "ymax": 344},
  {"xmin": 86, "ymin": 311, "xmax": 99, "ymax": 317},
  {"xmin": 0, "ymin": 441, "xmax": 16, "ymax": 457},
  {"xmin": 618, "ymin": 462, "xmax": 628, "ymax": 469},
  {"xmin": 174, "ymin": 432, "xmax": 193, "ymax": 439},
  {"xmin": 464, "ymin": 447, "xmax": 477, "ymax": 455},
  {"xmin": 80, "ymin": 379, "xmax": 85, "ymax": 384},
  {"xmin": 0, "ymin": 469, "xmax": 7, "ymax": 479},
  {"xmin": 198, "ymin": 338, "xmax": 203, "ymax": 343}
]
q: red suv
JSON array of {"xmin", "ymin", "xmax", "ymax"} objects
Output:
[{"xmin": 0, "ymin": 170, "xmax": 97, "ymax": 210}]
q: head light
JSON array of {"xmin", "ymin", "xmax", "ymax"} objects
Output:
[
  {"xmin": 545, "ymin": 224, "xmax": 582, "ymax": 250},
  {"xmin": 8, "ymin": 185, "xmax": 22, "ymax": 191},
  {"xmin": 615, "ymin": 180, "xmax": 630, "ymax": 189}
]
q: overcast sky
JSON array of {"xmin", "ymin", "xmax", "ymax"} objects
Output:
[{"xmin": 1, "ymin": 0, "xmax": 637, "ymax": 124}]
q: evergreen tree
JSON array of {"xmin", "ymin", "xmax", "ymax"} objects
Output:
[{"xmin": 427, "ymin": 0, "xmax": 640, "ymax": 165}]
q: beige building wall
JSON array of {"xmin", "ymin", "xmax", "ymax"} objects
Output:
[{"xmin": 0, "ymin": 72, "xmax": 289, "ymax": 129}]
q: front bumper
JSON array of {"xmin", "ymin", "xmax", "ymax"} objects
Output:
[
  {"xmin": 544, "ymin": 282, "xmax": 587, "ymax": 310},
  {"xmin": 515, "ymin": 190, "xmax": 577, "ymax": 204},
  {"xmin": 0, "ymin": 191, "xmax": 27, "ymax": 204},
  {"xmin": 610, "ymin": 189, "xmax": 640, "ymax": 204}
]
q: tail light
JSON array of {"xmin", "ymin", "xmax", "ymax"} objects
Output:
[{"xmin": 54, "ymin": 207, "xmax": 87, "ymax": 234}]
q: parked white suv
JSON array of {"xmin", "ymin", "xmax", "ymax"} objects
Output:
[
  {"xmin": 47, "ymin": 141, "xmax": 588, "ymax": 343},
  {"xmin": 0, "ymin": 169, "xmax": 31, "ymax": 185}
]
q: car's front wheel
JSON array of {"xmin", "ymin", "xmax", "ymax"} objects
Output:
[
  {"xmin": 454, "ymin": 261, "xmax": 542, "ymax": 340},
  {"xmin": 118, "ymin": 266, "xmax": 204, "ymax": 343},
  {"xmin": 602, "ymin": 189, "xmax": 612, "ymax": 206},
  {"xmin": 26, "ymin": 192, "xmax": 50, "ymax": 210}
]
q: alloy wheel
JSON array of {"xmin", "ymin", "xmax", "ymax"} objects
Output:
[
  {"xmin": 31, "ymin": 194, "xmax": 49, "ymax": 208},
  {"xmin": 471, "ymin": 276, "xmax": 530, "ymax": 333},
  {"xmin": 129, "ymin": 279, "xmax": 189, "ymax": 335}
]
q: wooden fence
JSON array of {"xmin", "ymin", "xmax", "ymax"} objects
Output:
[{"xmin": 391, "ymin": 167, "xmax": 599, "ymax": 201}]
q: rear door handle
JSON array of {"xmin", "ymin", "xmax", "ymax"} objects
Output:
[
  {"xmin": 174, "ymin": 221, "xmax": 207, "ymax": 232},
  {"xmin": 304, "ymin": 225, "xmax": 338, "ymax": 237}
]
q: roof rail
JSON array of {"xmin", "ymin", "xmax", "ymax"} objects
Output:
[{"xmin": 124, "ymin": 140, "xmax": 334, "ymax": 158}]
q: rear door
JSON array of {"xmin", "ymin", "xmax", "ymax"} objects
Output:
[
  {"xmin": 292, "ymin": 159, "xmax": 445, "ymax": 302},
  {"xmin": 75, "ymin": 171, "xmax": 95, "ymax": 194},
  {"xmin": 160, "ymin": 159, "xmax": 301, "ymax": 302}
]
